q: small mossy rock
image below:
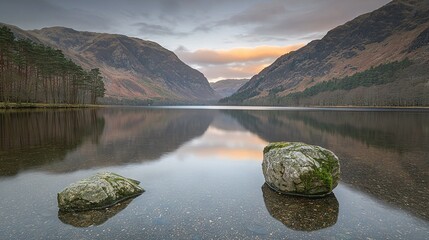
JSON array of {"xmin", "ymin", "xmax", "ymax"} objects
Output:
[
  {"xmin": 262, "ymin": 142, "xmax": 340, "ymax": 197},
  {"xmin": 57, "ymin": 172, "xmax": 144, "ymax": 212}
]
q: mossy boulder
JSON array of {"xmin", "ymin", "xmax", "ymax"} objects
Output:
[
  {"xmin": 57, "ymin": 172, "xmax": 144, "ymax": 212},
  {"xmin": 262, "ymin": 142, "xmax": 340, "ymax": 197}
]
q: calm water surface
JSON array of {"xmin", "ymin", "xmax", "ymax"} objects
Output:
[{"xmin": 0, "ymin": 107, "xmax": 428, "ymax": 239}]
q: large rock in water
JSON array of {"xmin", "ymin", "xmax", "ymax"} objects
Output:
[
  {"xmin": 58, "ymin": 172, "xmax": 144, "ymax": 211},
  {"xmin": 262, "ymin": 142, "xmax": 340, "ymax": 197}
]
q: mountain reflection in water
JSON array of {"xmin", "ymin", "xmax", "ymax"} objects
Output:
[
  {"xmin": 0, "ymin": 107, "xmax": 427, "ymax": 240},
  {"xmin": 224, "ymin": 109, "xmax": 429, "ymax": 221},
  {"xmin": 0, "ymin": 108, "xmax": 214, "ymax": 175}
]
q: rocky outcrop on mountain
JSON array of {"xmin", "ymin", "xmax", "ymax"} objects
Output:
[
  {"xmin": 2, "ymin": 24, "xmax": 218, "ymax": 104},
  {"xmin": 222, "ymin": 0, "xmax": 429, "ymax": 106},
  {"xmin": 210, "ymin": 79, "xmax": 249, "ymax": 98}
]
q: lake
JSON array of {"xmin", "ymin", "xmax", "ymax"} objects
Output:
[{"xmin": 0, "ymin": 106, "xmax": 428, "ymax": 239}]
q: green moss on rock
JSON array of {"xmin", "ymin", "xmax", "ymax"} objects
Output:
[
  {"xmin": 262, "ymin": 142, "xmax": 340, "ymax": 197},
  {"xmin": 57, "ymin": 172, "xmax": 144, "ymax": 212},
  {"xmin": 263, "ymin": 142, "xmax": 293, "ymax": 154}
]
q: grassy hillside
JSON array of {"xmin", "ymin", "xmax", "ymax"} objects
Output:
[{"xmin": 222, "ymin": 0, "xmax": 429, "ymax": 106}]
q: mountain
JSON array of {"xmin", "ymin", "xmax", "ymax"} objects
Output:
[
  {"xmin": 2, "ymin": 24, "xmax": 218, "ymax": 104},
  {"xmin": 210, "ymin": 79, "xmax": 249, "ymax": 98},
  {"xmin": 222, "ymin": 0, "xmax": 429, "ymax": 106}
]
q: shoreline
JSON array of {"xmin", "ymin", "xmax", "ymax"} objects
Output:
[
  {"xmin": 146, "ymin": 105, "xmax": 429, "ymax": 111},
  {"xmin": 311, "ymin": 105, "xmax": 429, "ymax": 109},
  {"xmin": 0, "ymin": 102, "xmax": 104, "ymax": 109},
  {"xmin": 1, "ymin": 102, "xmax": 428, "ymax": 110}
]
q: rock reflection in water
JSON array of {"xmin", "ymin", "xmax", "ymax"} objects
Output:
[
  {"xmin": 227, "ymin": 110, "xmax": 429, "ymax": 221},
  {"xmin": 262, "ymin": 183, "xmax": 338, "ymax": 231},
  {"xmin": 58, "ymin": 198, "xmax": 133, "ymax": 228}
]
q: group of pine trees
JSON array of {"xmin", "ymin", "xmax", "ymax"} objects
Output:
[{"xmin": 0, "ymin": 26, "xmax": 105, "ymax": 104}]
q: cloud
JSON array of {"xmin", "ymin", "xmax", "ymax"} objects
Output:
[
  {"xmin": 132, "ymin": 22, "xmax": 188, "ymax": 37},
  {"xmin": 195, "ymin": 0, "xmax": 390, "ymax": 42},
  {"xmin": 0, "ymin": 0, "xmax": 112, "ymax": 31},
  {"xmin": 176, "ymin": 44, "xmax": 304, "ymax": 80},
  {"xmin": 235, "ymin": 34, "xmax": 289, "ymax": 42},
  {"xmin": 0, "ymin": 0, "xmax": 391, "ymax": 50},
  {"xmin": 194, "ymin": 0, "xmax": 286, "ymax": 33},
  {"xmin": 177, "ymin": 44, "xmax": 303, "ymax": 65},
  {"xmin": 216, "ymin": 1, "xmax": 287, "ymax": 27},
  {"xmin": 199, "ymin": 63, "xmax": 270, "ymax": 81}
]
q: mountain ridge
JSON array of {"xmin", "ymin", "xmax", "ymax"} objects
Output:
[
  {"xmin": 2, "ymin": 23, "xmax": 218, "ymax": 104},
  {"xmin": 210, "ymin": 79, "xmax": 249, "ymax": 98},
  {"xmin": 222, "ymin": 0, "xmax": 429, "ymax": 106}
]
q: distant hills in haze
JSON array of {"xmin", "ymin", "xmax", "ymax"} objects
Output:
[
  {"xmin": 221, "ymin": 0, "xmax": 429, "ymax": 106},
  {"xmin": 2, "ymin": 24, "xmax": 218, "ymax": 105},
  {"xmin": 210, "ymin": 79, "xmax": 249, "ymax": 98}
]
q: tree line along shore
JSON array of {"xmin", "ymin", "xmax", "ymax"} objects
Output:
[{"xmin": 0, "ymin": 26, "xmax": 105, "ymax": 107}]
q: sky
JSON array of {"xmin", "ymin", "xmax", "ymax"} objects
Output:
[{"xmin": 0, "ymin": 0, "xmax": 390, "ymax": 81}]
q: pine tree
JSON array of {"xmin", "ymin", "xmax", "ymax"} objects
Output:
[{"xmin": 0, "ymin": 26, "xmax": 105, "ymax": 105}]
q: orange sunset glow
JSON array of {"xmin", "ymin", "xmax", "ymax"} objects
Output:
[
  {"xmin": 178, "ymin": 44, "xmax": 304, "ymax": 64},
  {"xmin": 174, "ymin": 126, "xmax": 268, "ymax": 161},
  {"xmin": 177, "ymin": 44, "xmax": 304, "ymax": 81}
]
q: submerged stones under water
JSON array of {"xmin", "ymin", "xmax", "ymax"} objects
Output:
[
  {"xmin": 262, "ymin": 142, "xmax": 340, "ymax": 197},
  {"xmin": 57, "ymin": 172, "xmax": 144, "ymax": 212}
]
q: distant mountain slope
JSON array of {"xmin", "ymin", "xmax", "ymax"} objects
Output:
[
  {"xmin": 210, "ymin": 79, "xmax": 249, "ymax": 98},
  {"xmin": 3, "ymin": 24, "xmax": 218, "ymax": 104},
  {"xmin": 222, "ymin": 0, "xmax": 429, "ymax": 106}
]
